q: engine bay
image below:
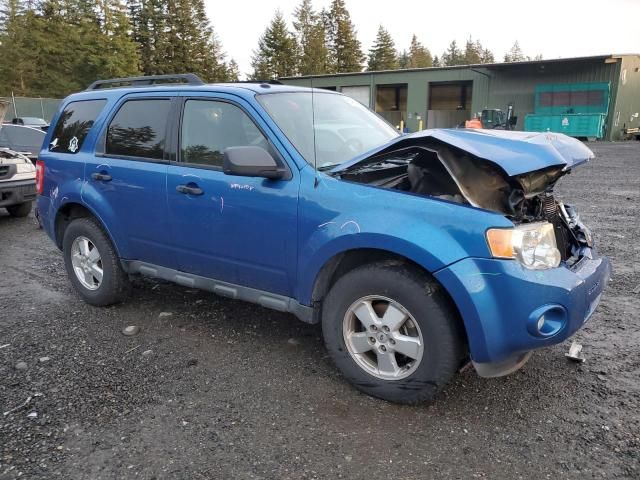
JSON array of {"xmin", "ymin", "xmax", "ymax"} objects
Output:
[{"xmin": 333, "ymin": 143, "xmax": 592, "ymax": 265}]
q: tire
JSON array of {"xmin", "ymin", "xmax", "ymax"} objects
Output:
[
  {"xmin": 6, "ymin": 201, "xmax": 32, "ymax": 218},
  {"xmin": 62, "ymin": 217, "xmax": 130, "ymax": 306},
  {"xmin": 322, "ymin": 261, "xmax": 464, "ymax": 404}
]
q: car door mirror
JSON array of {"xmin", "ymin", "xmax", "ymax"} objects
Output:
[{"xmin": 223, "ymin": 146, "xmax": 285, "ymax": 180}]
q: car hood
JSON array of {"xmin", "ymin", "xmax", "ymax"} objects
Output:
[{"xmin": 331, "ymin": 128, "xmax": 594, "ymax": 176}]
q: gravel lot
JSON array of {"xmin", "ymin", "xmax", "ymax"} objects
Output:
[{"xmin": 1, "ymin": 142, "xmax": 639, "ymax": 479}]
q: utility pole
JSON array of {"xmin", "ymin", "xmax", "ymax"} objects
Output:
[{"xmin": 11, "ymin": 91, "xmax": 18, "ymax": 118}]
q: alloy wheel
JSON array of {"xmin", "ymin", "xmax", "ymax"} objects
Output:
[
  {"xmin": 342, "ymin": 295, "xmax": 424, "ymax": 380},
  {"xmin": 70, "ymin": 236, "xmax": 103, "ymax": 290}
]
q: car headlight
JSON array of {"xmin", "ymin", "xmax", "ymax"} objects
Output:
[
  {"xmin": 486, "ymin": 222, "xmax": 561, "ymax": 270},
  {"xmin": 17, "ymin": 162, "xmax": 36, "ymax": 174}
]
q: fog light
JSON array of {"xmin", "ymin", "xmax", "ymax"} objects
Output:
[{"xmin": 527, "ymin": 305, "xmax": 567, "ymax": 338}]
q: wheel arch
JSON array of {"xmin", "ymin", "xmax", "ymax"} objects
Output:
[
  {"xmin": 308, "ymin": 248, "xmax": 468, "ymax": 348},
  {"xmin": 54, "ymin": 202, "xmax": 122, "ymax": 258}
]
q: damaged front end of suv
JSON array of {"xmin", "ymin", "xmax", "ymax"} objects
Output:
[
  {"xmin": 331, "ymin": 129, "xmax": 595, "ymax": 270},
  {"xmin": 325, "ymin": 128, "xmax": 609, "ymax": 377}
]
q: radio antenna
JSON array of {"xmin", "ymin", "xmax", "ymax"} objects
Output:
[{"xmin": 310, "ymin": 77, "xmax": 319, "ymax": 187}]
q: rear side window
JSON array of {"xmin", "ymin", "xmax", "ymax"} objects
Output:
[
  {"xmin": 49, "ymin": 99, "xmax": 106, "ymax": 154},
  {"xmin": 106, "ymin": 99, "xmax": 170, "ymax": 160}
]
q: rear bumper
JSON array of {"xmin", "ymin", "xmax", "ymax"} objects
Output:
[
  {"xmin": 434, "ymin": 250, "xmax": 611, "ymax": 365},
  {"xmin": 0, "ymin": 179, "xmax": 36, "ymax": 207}
]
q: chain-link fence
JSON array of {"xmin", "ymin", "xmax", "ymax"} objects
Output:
[{"xmin": 0, "ymin": 96, "xmax": 62, "ymax": 122}]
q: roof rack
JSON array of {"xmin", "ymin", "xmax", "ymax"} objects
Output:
[
  {"xmin": 231, "ymin": 80, "xmax": 283, "ymax": 85},
  {"xmin": 86, "ymin": 73, "xmax": 204, "ymax": 91}
]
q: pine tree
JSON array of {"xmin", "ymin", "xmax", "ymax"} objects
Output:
[
  {"xmin": 407, "ymin": 34, "xmax": 432, "ymax": 68},
  {"xmin": 432, "ymin": 55, "xmax": 440, "ymax": 67},
  {"xmin": 441, "ymin": 40, "xmax": 464, "ymax": 66},
  {"xmin": 0, "ymin": 0, "xmax": 37, "ymax": 95},
  {"xmin": 397, "ymin": 50, "xmax": 409, "ymax": 69},
  {"xmin": 251, "ymin": 10, "xmax": 298, "ymax": 80},
  {"xmin": 132, "ymin": 0, "xmax": 231, "ymax": 82},
  {"xmin": 92, "ymin": 0, "xmax": 140, "ymax": 79},
  {"xmin": 293, "ymin": 0, "xmax": 329, "ymax": 75},
  {"xmin": 367, "ymin": 25, "xmax": 398, "ymax": 71},
  {"xmin": 463, "ymin": 37, "xmax": 482, "ymax": 64},
  {"xmin": 31, "ymin": 0, "xmax": 89, "ymax": 95},
  {"xmin": 504, "ymin": 41, "xmax": 526, "ymax": 62},
  {"xmin": 324, "ymin": 0, "xmax": 363, "ymax": 73},
  {"xmin": 135, "ymin": 0, "xmax": 169, "ymax": 75},
  {"xmin": 226, "ymin": 59, "xmax": 240, "ymax": 81},
  {"xmin": 479, "ymin": 41, "xmax": 495, "ymax": 63}
]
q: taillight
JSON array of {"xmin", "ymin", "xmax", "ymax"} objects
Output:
[{"xmin": 35, "ymin": 160, "xmax": 44, "ymax": 194}]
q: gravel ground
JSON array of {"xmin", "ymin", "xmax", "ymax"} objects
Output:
[{"xmin": 1, "ymin": 142, "xmax": 639, "ymax": 479}]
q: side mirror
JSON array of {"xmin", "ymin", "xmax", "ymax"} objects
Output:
[{"xmin": 222, "ymin": 146, "xmax": 286, "ymax": 180}]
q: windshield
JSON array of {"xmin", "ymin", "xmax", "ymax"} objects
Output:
[{"xmin": 257, "ymin": 91, "xmax": 399, "ymax": 170}]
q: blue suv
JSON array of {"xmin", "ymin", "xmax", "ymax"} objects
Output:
[{"xmin": 37, "ymin": 74, "xmax": 610, "ymax": 403}]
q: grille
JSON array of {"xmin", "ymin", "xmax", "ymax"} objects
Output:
[{"xmin": 0, "ymin": 166, "xmax": 18, "ymax": 181}]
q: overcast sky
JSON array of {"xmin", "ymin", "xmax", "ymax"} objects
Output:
[{"xmin": 205, "ymin": 0, "xmax": 640, "ymax": 78}]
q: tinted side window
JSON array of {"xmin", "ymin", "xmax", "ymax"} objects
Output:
[
  {"xmin": 181, "ymin": 100, "xmax": 269, "ymax": 168},
  {"xmin": 106, "ymin": 99, "xmax": 170, "ymax": 160},
  {"xmin": 49, "ymin": 99, "xmax": 106, "ymax": 154}
]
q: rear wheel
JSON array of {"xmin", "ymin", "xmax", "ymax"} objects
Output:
[
  {"xmin": 7, "ymin": 201, "xmax": 32, "ymax": 217},
  {"xmin": 62, "ymin": 217, "xmax": 130, "ymax": 306},
  {"xmin": 322, "ymin": 262, "xmax": 464, "ymax": 404}
]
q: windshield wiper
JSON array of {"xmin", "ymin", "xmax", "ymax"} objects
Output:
[{"xmin": 317, "ymin": 162, "xmax": 341, "ymax": 171}]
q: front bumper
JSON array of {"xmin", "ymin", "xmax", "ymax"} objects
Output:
[
  {"xmin": 434, "ymin": 250, "xmax": 611, "ymax": 366},
  {"xmin": 0, "ymin": 179, "xmax": 36, "ymax": 208}
]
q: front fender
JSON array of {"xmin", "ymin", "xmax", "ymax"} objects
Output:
[
  {"xmin": 296, "ymin": 223, "xmax": 463, "ymax": 305},
  {"xmin": 295, "ymin": 170, "xmax": 513, "ymax": 305}
]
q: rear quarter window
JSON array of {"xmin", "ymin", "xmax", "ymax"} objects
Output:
[{"xmin": 49, "ymin": 99, "xmax": 107, "ymax": 154}]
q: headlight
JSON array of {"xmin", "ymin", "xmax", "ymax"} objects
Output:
[
  {"xmin": 17, "ymin": 162, "xmax": 36, "ymax": 174},
  {"xmin": 486, "ymin": 222, "xmax": 561, "ymax": 270}
]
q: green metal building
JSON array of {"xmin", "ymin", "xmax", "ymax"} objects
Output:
[{"xmin": 280, "ymin": 54, "xmax": 640, "ymax": 141}]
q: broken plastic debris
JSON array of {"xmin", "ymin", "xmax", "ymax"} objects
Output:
[{"xmin": 565, "ymin": 341, "xmax": 585, "ymax": 363}]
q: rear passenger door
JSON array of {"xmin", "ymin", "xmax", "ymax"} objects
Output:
[
  {"xmin": 166, "ymin": 94, "xmax": 299, "ymax": 297},
  {"xmin": 83, "ymin": 94, "xmax": 176, "ymax": 268}
]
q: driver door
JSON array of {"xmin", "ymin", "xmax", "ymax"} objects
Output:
[{"xmin": 166, "ymin": 94, "xmax": 299, "ymax": 296}]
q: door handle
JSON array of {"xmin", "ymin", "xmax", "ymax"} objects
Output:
[
  {"xmin": 176, "ymin": 184, "xmax": 204, "ymax": 195},
  {"xmin": 91, "ymin": 172, "xmax": 112, "ymax": 182}
]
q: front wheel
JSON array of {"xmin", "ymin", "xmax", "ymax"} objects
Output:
[
  {"xmin": 62, "ymin": 217, "xmax": 130, "ymax": 306},
  {"xmin": 322, "ymin": 262, "xmax": 464, "ymax": 404}
]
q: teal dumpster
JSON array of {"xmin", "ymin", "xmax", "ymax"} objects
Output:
[{"xmin": 524, "ymin": 82, "xmax": 610, "ymax": 139}]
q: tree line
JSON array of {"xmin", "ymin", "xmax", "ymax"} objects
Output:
[
  {"xmin": 0, "ymin": 0, "xmax": 541, "ymax": 98},
  {"xmin": 253, "ymin": 0, "xmax": 541, "ymax": 78},
  {"xmin": 0, "ymin": 0, "xmax": 237, "ymax": 97}
]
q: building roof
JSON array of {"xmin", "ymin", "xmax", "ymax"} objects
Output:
[{"xmin": 281, "ymin": 54, "xmax": 640, "ymax": 80}]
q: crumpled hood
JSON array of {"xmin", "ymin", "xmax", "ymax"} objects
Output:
[{"xmin": 332, "ymin": 128, "xmax": 594, "ymax": 176}]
